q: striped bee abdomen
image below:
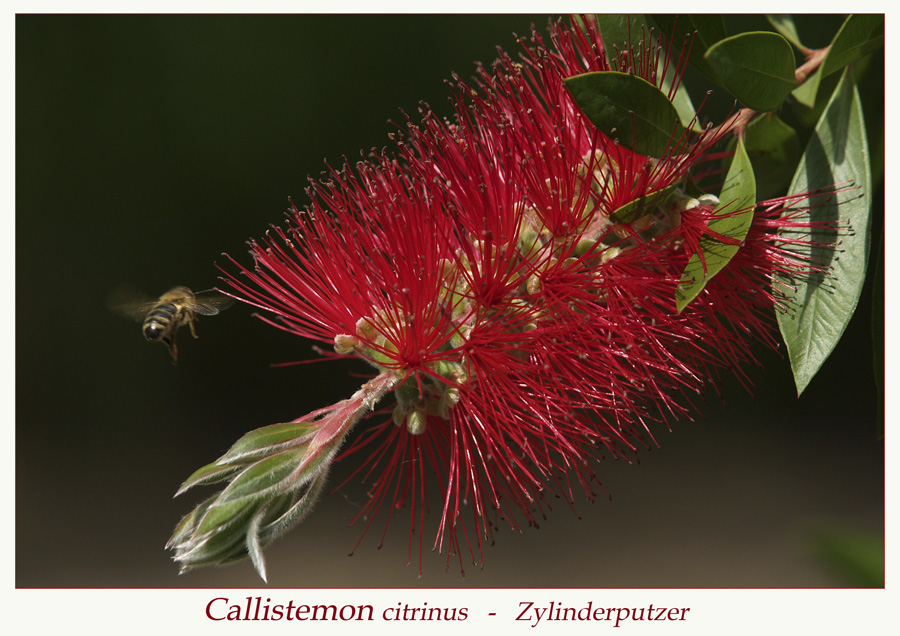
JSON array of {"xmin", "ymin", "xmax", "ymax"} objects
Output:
[{"xmin": 143, "ymin": 304, "xmax": 178, "ymax": 341}]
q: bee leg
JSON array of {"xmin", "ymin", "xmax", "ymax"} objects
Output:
[
  {"xmin": 187, "ymin": 314, "xmax": 199, "ymax": 339},
  {"xmin": 164, "ymin": 337, "xmax": 179, "ymax": 365}
]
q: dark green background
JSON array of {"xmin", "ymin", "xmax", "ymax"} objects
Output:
[{"xmin": 16, "ymin": 15, "xmax": 882, "ymax": 588}]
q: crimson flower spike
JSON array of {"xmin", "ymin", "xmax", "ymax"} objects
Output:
[{"xmin": 168, "ymin": 15, "xmax": 846, "ymax": 580}]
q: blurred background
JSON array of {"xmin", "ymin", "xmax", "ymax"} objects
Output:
[{"xmin": 16, "ymin": 14, "xmax": 883, "ymax": 588}]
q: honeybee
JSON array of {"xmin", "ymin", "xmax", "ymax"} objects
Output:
[{"xmin": 109, "ymin": 285, "xmax": 234, "ymax": 364}]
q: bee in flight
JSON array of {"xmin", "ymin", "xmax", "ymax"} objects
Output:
[{"xmin": 109, "ymin": 285, "xmax": 234, "ymax": 364}]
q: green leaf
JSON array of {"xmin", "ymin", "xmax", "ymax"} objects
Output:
[
  {"xmin": 595, "ymin": 14, "xmax": 651, "ymax": 67},
  {"xmin": 776, "ymin": 69, "xmax": 872, "ymax": 395},
  {"xmin": 704, "ymin": 31, "xmax": 797, "ymax": 111},
  {"xmin": 740, "ymin": 113, "xmax": 803, "ymax": 200},
  {"xmin": 658, "ymin": 49, "xmax": 698, "ymax": 133},
  {"xmin": 189, "ymin": 447, "xmax": 317, "ymax": 568},
  {"xmin": 791, "ymin": 70, "xmax": 841, "ymax": 122},
  {"xmin": 259, "ymin": 469, "xmax": 329, "ymax": 541},
  {"xmin": 179, "ymin": 513, "xmax": 253, "ymax": 568},
  {"xmin": 682, "ymin": 173, "xmax": 706, "ymax": 199},
  {"xmin": 821, "ymin": 14, "xmax": 884, "ymax": 77},
  {"xmin": 565, "ymin": 71, "xmax": 686, "ymax": 158},
  {"xmin": 175, "ymin": 461, "xmax": 244, "ymax": 496},
  {"xmin": 167, "ymin": 493, "xmax": 218, "ymax": 548},
  {"xmin": 766, "ymin": 15, "xmax": 805, "ymax": 51},
  {"xmin": 792, "ymin": 67, "xmax": 824, "ymax": 109},
  {"xmin": 792, "ymin": 14, "xmax": 884, "ymax": 108},
  {"xmin": 652, "ymin": 14, "xmax": 726, "ymax": 81},
  {"xmin": 218, "ymin": 449, "xmax": 306, "ymax": 504},
  {"xmin": 595, "ymin": 16, "xmax": 698, "ymax": 131},
  {"xmin": 246, "ymin": 508, "xmax": 269, "ymax": 582},
  {"xmin": 219, "ymin": 420, "xmax": 315, "ymax": 464},
  {"xmin": 193, "ymin": 496, "xmax": 261, "ymax": 549},
  {"xmin": 676, "ymin": 137, "xmax": 756, "ymax": 313},
  {"xmin": 610, "ymin": 182, "xmax": 679, "ymax": 224}
]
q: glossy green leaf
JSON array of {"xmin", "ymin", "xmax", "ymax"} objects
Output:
[
  {"xmin": 821, "ymin": 14, "xmax": 884, "ymax": 77},
  {"xmin": 791, "ymin": 71, "xmax": 841, "ymax": 124},
  {"xmin": 767, "ymin": 15, "xmax": 805, "ymax": 51},
  {"xmin": 793, "ymin": 66, "xmax": 825, "ymax": 109},
  {"xmin": 776, "ymin": 69, "xmax": 871, "ymax": 395},
  {"xmin": 704, "ymin": 31, "xmax": 797, "ymax": 111},
  {"xmin": 662, "ymin": 75, "xmax": 703, "ymax": 133},
  {"xmin": 660, "ymin": 49, "xmax": 699, "ymax": 133},
  {"xmin": 676, "ymin": 137, "xmax": 756, "ymax": 313},
  {"xmin": 654, "ymin": 47, "xmax": 699, "ymax": 133},
  {"xmin": 610, "ymin": 182, "xmax": 679, "ymax": 224},
  {"xmin": 565, "ymin": 71, "xmax": 686, "ymax": 158},
  {"xmin": 792, "ymin": 14, "xmax": 884, "ymax": 108},
  {"xmin": 652, "ymin": 14, "xmax": 726, "ymax": 81},
  {"xmin": 595, "ymin": 14, "xmax": 651, "ymax": 67},
  {"xmin": 596, "ymin": 15, "xmax": 698, "ymax": 131},
  {"xmin": 219, "ymin": 420, "xmax": 314, "ymax": 464},
  {"xmin": 740, "ymin": 113, "xmax": 802, "ymax": 200}
]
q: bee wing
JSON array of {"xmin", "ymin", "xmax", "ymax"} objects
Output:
[
  {"xmin": 186, "ymin": 292, "xmax": 236, "ymax": 316},
  {"xmin": 107, "ymin": 284, "xmax": 158, "ymax": 322}
]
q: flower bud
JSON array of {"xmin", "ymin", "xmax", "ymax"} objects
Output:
[
  {"xmin": 406, "ymin": 408, "xmax": 427, "ymax": 436},
  {"xmin": 334, "ymin": 333, "xmax": 358, "ymax": 354}
]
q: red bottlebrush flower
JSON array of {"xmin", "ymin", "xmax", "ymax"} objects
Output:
[{"xmin": 168, "ymin": 15, "xmax": 841, "ymax": 579}]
